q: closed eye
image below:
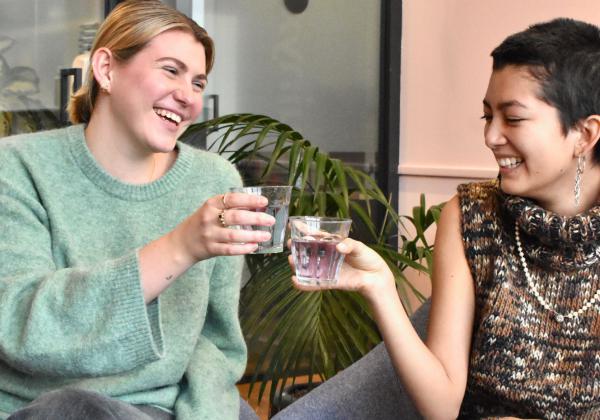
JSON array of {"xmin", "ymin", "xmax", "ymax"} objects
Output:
[
  {"xmin": 480, "ymin": 114, "xmax": 492, "ymax": 122},
  {"xmin": 163, "ymin": 66, "xmax": 178, "ymax": 75},
  {"xmin": 193, "ymin": 80, "xmax": 206, "ymax": 91}
]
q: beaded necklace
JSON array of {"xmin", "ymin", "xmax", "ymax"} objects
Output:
[{"xmin": 514, "ymin": 221, "xmax": 600, "ymax": 323}]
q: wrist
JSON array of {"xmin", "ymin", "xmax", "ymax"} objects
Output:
[
  {"xmin": 166, "ymin": 227, "xmax": 197, "ymax": 268},
  {"xmin": 361, "ymin": 270, "xmax": 397, "ymax": 306}
]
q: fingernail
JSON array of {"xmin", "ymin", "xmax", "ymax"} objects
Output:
[{"xmin": 337, "ymin": 242, "xmax": 348, "ymax": 252}]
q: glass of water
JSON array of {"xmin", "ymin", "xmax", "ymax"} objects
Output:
[
  {"xmin": 229, "ymin": 185, "xmax": 293, "ymax": 254},
  {"xmin": 289, "ymin": 216, "xmax": 352, "ymax": 285}
]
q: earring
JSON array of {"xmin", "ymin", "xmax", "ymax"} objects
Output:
[
  {"xmin": 574, "ymin": 154, "xmax": 585, "ymax": 206},
  {"xmin": 100, "ymin": 81, "xmax": 110, "ymax": 93}
]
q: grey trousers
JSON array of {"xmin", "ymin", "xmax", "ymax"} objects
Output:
[
  {"xmin": 272, "ymin": 300, "xmax": 431, "ymax": 420},
  {"xmin": 7, "ymin": 388, "xmax": 259, "ymax": 420}
]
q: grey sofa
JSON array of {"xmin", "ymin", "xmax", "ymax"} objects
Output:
[{"xmin": 272, "ymin": 300, "xmax": 431, "ymax": 419}]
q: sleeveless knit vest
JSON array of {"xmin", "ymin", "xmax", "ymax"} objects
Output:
[{"xmin": 457, "ymin": 181, "xmax": 600, "ymax": 419}]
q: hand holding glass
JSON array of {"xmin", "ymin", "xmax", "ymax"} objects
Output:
[
  {"xmin": 289, "ymin": 216, "xmax": 352, "ymax": 285},
  {"xmin": 229, "ymin": 186, "xmax": 292, "ymax": 254}
]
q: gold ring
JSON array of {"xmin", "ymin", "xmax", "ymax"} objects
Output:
[
  {"xmin": 218, "ymin": 209, "xmax": 227, "ymax": 227},
  {"xmin": 222, "ymin": 193, "xmax": 229, "ymax": 209}
]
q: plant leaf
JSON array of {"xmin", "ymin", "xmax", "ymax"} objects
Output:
[{"xmin": 180, "ymin": 113, "xmax": 444, "ymax": 406}]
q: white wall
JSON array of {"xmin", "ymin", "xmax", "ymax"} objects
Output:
[{"xmin": 202, "ymin": 0, "xmax": 380, "ymax": 159}]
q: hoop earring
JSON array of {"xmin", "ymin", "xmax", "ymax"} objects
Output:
[{"xmin": 574, "ymin": 154, "xmax": 585, "ymax": 206}]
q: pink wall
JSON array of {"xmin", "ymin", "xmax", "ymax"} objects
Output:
[
  {"xmin": 399, "ymin": 1, "xmax": 600, "ymax": 305},
  {"xmin": 400, "ymin": 0, "xmax": 600, "ymax": 189}
]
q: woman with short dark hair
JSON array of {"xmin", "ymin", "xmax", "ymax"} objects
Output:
[{"xmin": 278, "ymin": 17, "xmax": 600, "ymax": 419}]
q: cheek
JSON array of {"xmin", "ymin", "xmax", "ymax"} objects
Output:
[{"xmin": 190, "ymin": 98, "xmax": 204, "ymax": 120}]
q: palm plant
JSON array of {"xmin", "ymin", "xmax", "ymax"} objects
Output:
[{"xmin": 181, "ymin": 114, "xmax": 443, "ymax": 407}]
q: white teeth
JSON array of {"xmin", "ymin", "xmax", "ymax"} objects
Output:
[
  {"xmin": 154, "ymin": 108, "xmax": 182, "ymax": 125},
  {"xmin": 497, "ymin": 157, "xmax": 523, "ymax": 168}
]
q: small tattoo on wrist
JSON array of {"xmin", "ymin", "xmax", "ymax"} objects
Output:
[{"xmin": 166, "ymin": 275, "xmax": 174, "ymax": 282}]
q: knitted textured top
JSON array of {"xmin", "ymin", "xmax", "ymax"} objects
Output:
[
  {"xmin": 0, "ymin": 126, "xmax": 246, "ymax": 420},
  {"xmin": 457, "ymin": 181, "xmax": 600, "ymax": 418}
]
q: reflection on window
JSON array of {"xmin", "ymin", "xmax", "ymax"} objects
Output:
[{"xmin": 0, "ymin": 0, "xmax": 102, "ymax": 137}]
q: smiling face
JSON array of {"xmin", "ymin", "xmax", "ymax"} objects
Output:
[
  {"xmin": 106, "ymin": 29, "xmax": 206, "ymax": 154},
  {"xmin": 483, "ymin": 65, "xmax": 582, "ymax": 208}
]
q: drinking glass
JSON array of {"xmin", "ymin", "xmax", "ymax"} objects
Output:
[
  {"xmin": 289, "ymin": 216, "xmax": 352, "ymax": 285},
  {"xmin": 229, "ymin": 185, "xmax": 292, "ymax": 254}
]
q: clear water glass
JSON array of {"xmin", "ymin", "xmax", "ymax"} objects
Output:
[
  {"xmin": 289, "ymin": 216, "xmax": 352, "ymax": 285},
  {"xmin": 229, "ymin": 185, "xmax": 292, "ymax": 254}
]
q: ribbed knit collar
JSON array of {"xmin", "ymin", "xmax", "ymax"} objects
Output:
[
  {"xmin": 67, "ymin": 124, "xmax": 194, "ymax": 201},
  {"xmin": 502, "ymin": 193, "xmax": 600, "ymax": 269}
]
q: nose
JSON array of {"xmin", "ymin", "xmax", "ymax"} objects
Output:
[
  {"xmin": 173, "ymin": 83, "xmax": 194, "ymax": 107},
  {"xmin": 484, "ymin": 118, "xmax": 507, "ymax": 150}
]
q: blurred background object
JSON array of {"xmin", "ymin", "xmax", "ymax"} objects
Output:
[{"xmin": 0, "ymin": 1, "xmax": 110, "ymax": 136}]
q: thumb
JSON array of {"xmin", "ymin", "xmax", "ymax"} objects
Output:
[
  {"xmin": 336, "ymin": 237, "xmax": 359, "ymax": 254},
  {"xmin": 339, "ymin": 238, "xmax": 385, "ymax": 272}
]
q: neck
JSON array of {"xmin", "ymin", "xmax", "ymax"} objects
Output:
[
  {"xmin": 536, "ymin": 163, "xmax": 600, "ymax": 216},
  {"xmin": 85, "ymin": 108, "xmax": 163, "ymax": 184}
]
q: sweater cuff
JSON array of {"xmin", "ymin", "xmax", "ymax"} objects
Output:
[{"xmin": 108, "ymin": 250, "xmax": 165, "ymax": 365}]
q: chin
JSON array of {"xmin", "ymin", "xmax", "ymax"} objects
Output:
[
  {"xmin": 155, "ymin": 143, "xmax": 178, "ymax": 154},
  {"xmin": 148, "ymin": 135, "xmax": 178, "ymax": 153},
  {"xmin": 498, "ymin": 177, "xmax": 524, "ymax": 197}
]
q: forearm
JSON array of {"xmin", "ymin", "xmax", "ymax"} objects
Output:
[
  {"xmin": 0, "ymin": 252, "xmax": 162, "ymax": 376},
  {"xmin": 139, "ymin": 192, "xmax": 274, "ymax": 302},
  {"xmin": 139, "ymin": 229, "xmax": 196, "ymax": 302},
  {"xmin": 366, "ymin": 288, "xmax": 464, "ymax": 419}
]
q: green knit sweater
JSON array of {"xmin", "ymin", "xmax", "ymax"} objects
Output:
[{"xmin": 0, "ymin": 125, "xmax": 247, "ymax": 419}]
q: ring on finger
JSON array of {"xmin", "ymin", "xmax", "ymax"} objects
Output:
[
  {"xmin": 218, "ymin": 209, "xmax": 228, "ymax": 227},
  {"xmin": 222, "ymin": 193, "xmax": 229, "ymax": 209}
]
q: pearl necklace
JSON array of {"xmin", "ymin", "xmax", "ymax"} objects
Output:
[{"xmin": 514, "ymin": 221, "xmax": 600, "ymax": 323}]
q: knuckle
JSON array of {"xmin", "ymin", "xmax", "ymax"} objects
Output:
[
  {"xmin": 224, "ymin": 247, "xmax": 237, "ymax": 256},
  {"xmin": 225, "ymin": 211, "xmax": 238, "ymax": 225},
  {"xmin": 226, "ymin": 230, "xmax": 237, "ymax": 242},
  {"xmin": 199, "ymin": 211, "xmax": 213, "ymax": 225}
]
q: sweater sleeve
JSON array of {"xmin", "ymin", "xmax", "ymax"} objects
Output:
[
  {"xmin": 174, "ymin": 254, "xmax": 247, "ymax": 420},
  {"xmin": 0, "ymin": 168, "xmax": 163, "ymax": 377}
]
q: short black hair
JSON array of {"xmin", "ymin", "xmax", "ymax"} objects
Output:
[{"xmin": 492, "ymin": 18, "xmax": 600, "ymax": 163}]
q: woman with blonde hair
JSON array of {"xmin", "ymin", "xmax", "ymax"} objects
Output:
[{"xmin": 0, "ymin": 1, "xmax": 268, "ymax": 419}]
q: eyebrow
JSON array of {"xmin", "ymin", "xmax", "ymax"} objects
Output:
[
  {"xmin": 482, "ymin": 99, "xmax": 528, "ymax": 110},
  {"xmin": 158, "ymin": 57, "xmax": 207, "ymax": 81}
]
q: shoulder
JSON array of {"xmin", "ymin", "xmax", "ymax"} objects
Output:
[
  {"xmin": 457, "ymin": 180, "xmax": 499, "ymax": 205},
  {"xmin": 0, "ymin": 127, "xmax": 70, "ymax": 159},
  {"xmin": 436, "ymin": 195, "xmax": 462, "ymax": 242},
  {"xmin": 178, "ymin": 142, "xmax": 243, "ymax": 188},
  {"xmin": 433, "ymin": 183, "xmax": 498, "ymax": 241},
  {"xmin": 0, "ymin": 126, "xmax": 69, "ymax": 149},
  {"xmin": 0, "ymin": 127, "xmax": 71, "ymax": 176},
  {"xmin": 456, "ymin": 180, "xmax": 503, "ymax": 263},
  {"xmin": 456, "ymin": 180, "xmax": 501, "ymax": 222}
]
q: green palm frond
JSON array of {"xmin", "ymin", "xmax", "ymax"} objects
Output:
[{"xmin": 181, "ymin": 113, "xmax": 443, "ymax": 405}]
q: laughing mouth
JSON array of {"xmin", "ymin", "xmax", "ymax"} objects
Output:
[
  {"xmin": 154, "ymin": 108, "xmax": 182, "ymax": 126},
  {"xmin": 497, "ymin": 157, "xmax": 523, "ymax": 169}
]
